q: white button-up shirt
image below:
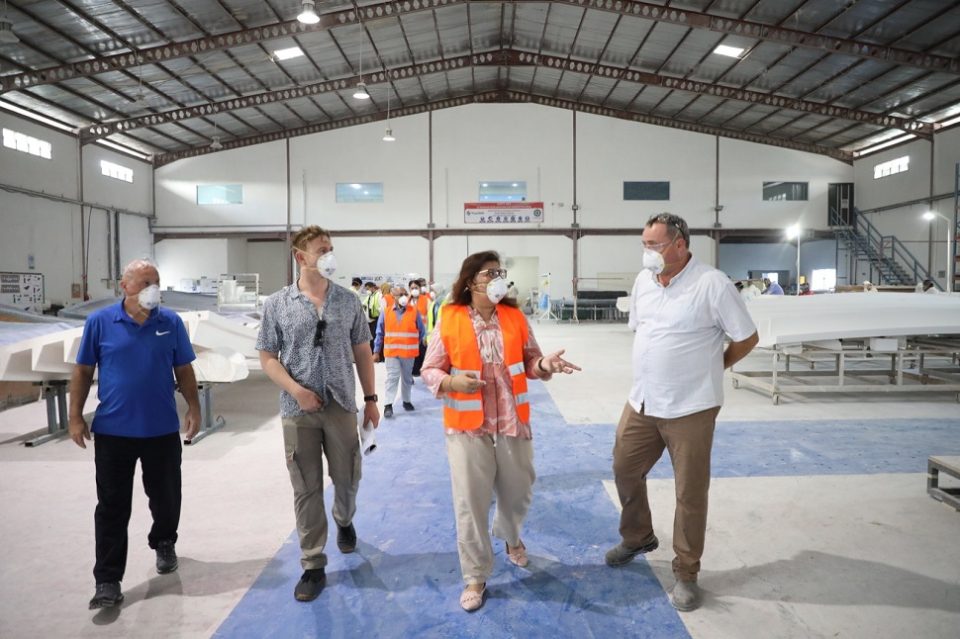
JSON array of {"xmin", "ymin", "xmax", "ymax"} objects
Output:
[{"xmin": 628, "ymin": 255, "xmax": 756, "ymax": 419}]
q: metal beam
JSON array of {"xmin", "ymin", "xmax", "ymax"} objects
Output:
[
  {"xmin": 153, "ymin": 87, "xmax": 852, "ymax": 167},
  {"xmin": 8, "ymin": 0, "xmax": 959, "ymax": 97},
  {"xmin": 505, "ymin": 0, "xmax": 960, "ymax": 75},
  {"xmin": 0, "ymin": 0, "xmax": 450, "ymax": 93},
  {"xmin": 88, "ymin": 48, "xmax": 930, "ymax": 141}
]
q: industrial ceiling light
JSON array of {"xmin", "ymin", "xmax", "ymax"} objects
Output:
[
  {"xmin": 210, "ymin": 136, "xmax": 223, "ymax": 151},
  {"xmin": 353, "ymin": 19, "xmax": 370, "ymax": 101},
  {"xmin": 382, "ymin": 85, "xmax": 395, "ymax": 141},
  {"xmin": 353, "ymin": 81, "xmax": 370, "ymax": 100},
  {"xmin": 0, "ymin": 0, "xmax": 18, "ymax": 45},
  {"xmin": 713, "ymin": 44, "xmax": 744, "ymax": 58},
  {"xmin": 273, "ymin": 46, "xmax": 304, "ymax": 61},
  {"xmin": 297, "ymin": 0, "xmax": 320, "ymax": 25},
  {"xmin": 0, "ymin": 18, "xmax": 17, "ymax": 45}
]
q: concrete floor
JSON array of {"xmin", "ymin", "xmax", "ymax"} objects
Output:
[{"xmin": 0, "ymin": 322, "xmax": 957, "ymax": 638}]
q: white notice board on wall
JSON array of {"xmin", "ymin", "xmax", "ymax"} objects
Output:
[
  {"xmin": 0, "ymin": 272, "xmax": 44, "ymax": 312},
  {"xmin": 464, "ymin": 202, "xmax": 545, "ymax": 225}
]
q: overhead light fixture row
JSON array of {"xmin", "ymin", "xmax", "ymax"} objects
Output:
[
  {"xmin": 274, "ymin": 46, "xmax": 304, "ymax": 61},
  {"xmin": 297, "ymin": 0, "xmax": 320, "ymax": 25},
  {"xmin": 713, "ymin": 44, "xmax": 744, "ymax": 58}
]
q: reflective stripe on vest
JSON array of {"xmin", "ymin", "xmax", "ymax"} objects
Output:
[
  {"xmin": 383, "ymin": 307, "xmax": 419, "ymax": 358},
  {"xmin": 439, "ymin": 304, "xmax": 530, "ymax": 431}
]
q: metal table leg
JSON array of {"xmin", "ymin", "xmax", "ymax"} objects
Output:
[
  {"xmin": 25, "ymin": 381, "xmax": 69, "ymax": 447},
  {"xmin": 184, "ymin": 383, "xmax": 226, "ymax": 445}
]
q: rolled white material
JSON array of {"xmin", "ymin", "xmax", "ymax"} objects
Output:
[{"xmin": 358, "ymin": 416, "xmax": 377, "ymax": 456}]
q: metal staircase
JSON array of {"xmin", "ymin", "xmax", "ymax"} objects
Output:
[{"xmin": 830, "ymin": 207, "xmax": 935, "ymax": 288}]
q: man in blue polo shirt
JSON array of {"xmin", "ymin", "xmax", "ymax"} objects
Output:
[{"xmin": 68, "ymin": 259, "xmax": 201, "ymax": 610}]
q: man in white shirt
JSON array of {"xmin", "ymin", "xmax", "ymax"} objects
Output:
[{"xmin": 605, "ymin": 213, "xmax": 758, "ymax": 612}]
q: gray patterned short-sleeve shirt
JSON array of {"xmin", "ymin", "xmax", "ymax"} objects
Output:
[{"xmin": 256, "ymin": 281, "xmax": 371, "ymax": 417}]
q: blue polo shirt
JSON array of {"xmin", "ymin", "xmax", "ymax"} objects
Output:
[{"xmin": 76, "ymin": 300, "xmax": 196, "ymax": 438}]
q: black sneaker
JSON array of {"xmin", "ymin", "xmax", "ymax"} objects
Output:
[
  {"xmin": 156, "ymin": 540, "xmax": 178, "ymax": 574},
  {"xmin": 337, "ymin": 522, "xmax": 357, "ymax": 553},
  {"xmin": 89, "ymin": 582, "xmax": 124, "ymax": 609},
  {"xmin": 402, "ymin": 402, "xmax": 415, "ymax": 411},
  {"xmin": 604, "ymin": 535, "xmax": 660, "ymax": 567},
  {"xmin": 384, "ymin": 404, "xmax": 394, "ymax": 418},
  {"xmin": 294, "ymin": 568, "xmax": 326, "ymax": 602}
]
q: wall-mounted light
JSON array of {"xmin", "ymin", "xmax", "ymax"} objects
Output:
[{"xmin": 297, "ymin": 0, "xmax": 320, "ymax": 25}]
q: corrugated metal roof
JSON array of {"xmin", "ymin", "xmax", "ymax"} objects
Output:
[{"xmin": 0, "ymin": 0, "xmax": 956, "ymax": 164}]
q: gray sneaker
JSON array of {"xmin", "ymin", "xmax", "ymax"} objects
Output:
[
  {"xmin": 604, "ymin": 535, "xmax": 659, "ymax": 567},
  {"xmin": 670, "ymin": 579, "xmax": 701, "ymax": 611}
]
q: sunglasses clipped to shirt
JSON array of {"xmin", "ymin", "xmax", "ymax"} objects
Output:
[{"xmin": 314, "ymin": 319, "xmax": 326, "ymax": 347}]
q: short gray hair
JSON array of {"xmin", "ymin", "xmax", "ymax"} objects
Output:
[
  {"xmin": 645, "ymin": 212, "xmax": 690, "ymax": 247},
  {"xmin": 122, "ymin": 258, "xmax": 159, "ymax": 282}
]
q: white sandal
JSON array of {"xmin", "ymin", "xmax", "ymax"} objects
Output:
[
  {"xmin": 460, "ymin": 584, "xmax": 486, "ymax": 612},
  {"xmin": 506, "ymin": 540, "xmax": 529, "ymax": 567}
]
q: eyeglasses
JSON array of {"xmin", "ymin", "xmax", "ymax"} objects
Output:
[
  {"xmin": 477, "ymin": 268, "xmax": 507, "ymax": 279},
  {"xmin": 314, "ymin": 319, "xmax": 326, "ymax": 347},
  {"xmin": 643, "ymin": 233, "xmax": 678, "ymax": 252}
]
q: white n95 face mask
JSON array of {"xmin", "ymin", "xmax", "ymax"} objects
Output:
[
  {"xmin": 317, "ymin": 252, "xmax": 337, "ymax": 278},
  {"xmin": 410, "ymin": 288, "xmax": 420, "ymax": 298},
  {"xmin": 398, "ymin": 295, "xmax": 409, "ymax": 307},
  {"xmin": 138, "ymin": 284, "xmax": 161, "ymax": 310},
  {"xmin": 486, "ymin": 278, "xmax": 509, "ymax": 304},
  {"xmin": 642, "ymin": 249, "xmax": 665, "ymax": 275}
]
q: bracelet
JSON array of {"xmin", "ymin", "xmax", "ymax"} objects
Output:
[{"xmin": 537, "ymin": 358, "xmax": 548, "ymax": 373}]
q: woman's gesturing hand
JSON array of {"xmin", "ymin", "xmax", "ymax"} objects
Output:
[{"xmin": 540, "ymin": 349, "xmax": 581, "ymax": 375}]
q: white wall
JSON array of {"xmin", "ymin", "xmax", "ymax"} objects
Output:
[
  {"xmin": 0, "ymin": 112, "xmax": 153, "ymax": 306},
  {"xmin": 154, "ymin": 238, "xmax": 231, "ymax": 290},
  {"xmin": 151, "ymin": 103, "xmax": 856, "ymax": 298},
  {"xmin": 852, "ymin": 126, "xmax": 960, "ymax": 288},
  {"xmin": 719, "ymin": 138, "xmax": 853, "ymax": 230},
  {"xmin": 576, "ymin": 115, "xmax": 716, "ymax": 228},
  {"xmin": 153, "ymin": 142, "xmax": 288, "ymax": 230}
]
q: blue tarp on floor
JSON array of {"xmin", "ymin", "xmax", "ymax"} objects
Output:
[{"xmin": 214, "ymin": 379, "xmax": 959, "ymax": 638}]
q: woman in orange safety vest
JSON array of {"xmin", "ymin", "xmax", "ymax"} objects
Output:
[{"xmin": 420, "ymin": 250, "xmax": 580, "ymax": 612}]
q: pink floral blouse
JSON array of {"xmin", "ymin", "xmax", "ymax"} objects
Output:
[{"xmin": 421, "ymin": 306, "xmax": 548, "ymax": 439}]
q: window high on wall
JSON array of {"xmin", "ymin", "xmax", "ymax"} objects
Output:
[
  {"xmin": 623, "ymin": 181, "xmax": 670, "ymax": 201},
  {"xmin": 873, "ymin": 155, "xmax": 909, "ymax": 179},
  {"xmin": 762, "ymin": 181, "xmax": 808, "ymax": 201},
  {"xmin": 197, "ymin": 184, "xmax": 243, "ymax": 205},
  {"xmin": 2, "ymin": 128, "xmax": 52, "ymax": 159},
  {"xmin": 100, "ymin": 160, "xmax": 133, "ymax": 183},
  {"xmin": 479, "ymin": 181, "xmax": 527, "ymax": 202},
  {"xmin": 336, "ymin": 182, "xmax": 383, "ymax": 203}
]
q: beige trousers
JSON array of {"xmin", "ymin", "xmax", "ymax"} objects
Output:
[
  {"xmin": 612, "ymin": 402, "xmax": 720, "ymax": 582},
  {"xmin": 282, "ymin": 402, "xmax": 362, "ymax": 570},
  {"xmin": 445, "ymin": 433, "xmax": 536, "ymax": 585}
]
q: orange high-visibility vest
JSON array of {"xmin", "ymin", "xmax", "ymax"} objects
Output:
[
  {"xmin": 383, "ymin": 306, "xmax": 420, "ymax": 359},
  {"xmin": 414, "ymin": 295, "xmax": 430, "ymax": 327},
  {"xmin": 439, "ymin": 304, "xmax": 529, "ymax": 431}
]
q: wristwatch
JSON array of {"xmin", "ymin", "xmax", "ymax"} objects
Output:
[{"xmin": 363, "ymin": 394, "xmax": 378, "ymax": 403}]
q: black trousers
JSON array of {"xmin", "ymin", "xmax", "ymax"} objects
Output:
[
  {"xmin": 368, "ymin": 320, "xmax": 378, "ymax": 353},
  {"xmin": 93, "ymin": 432, "xmax": 182, "ymax": 584},
  {"xmin": 412, "ymin": 342, "xmax": 426, "ymax": 376}
]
